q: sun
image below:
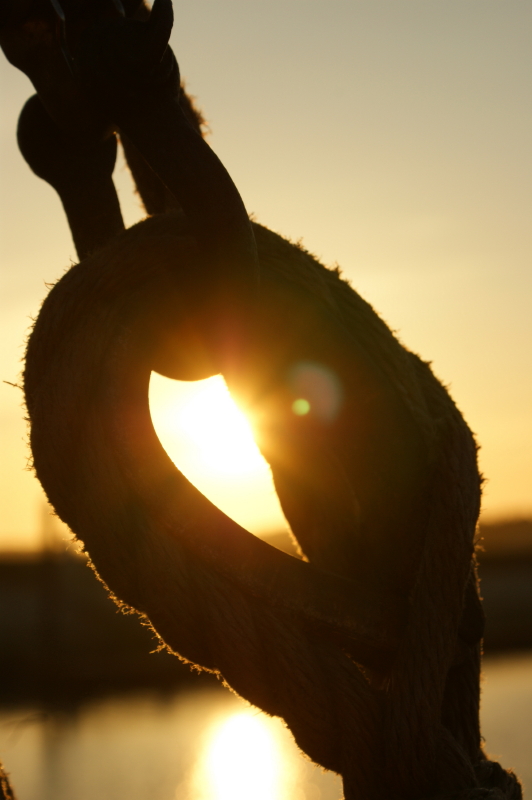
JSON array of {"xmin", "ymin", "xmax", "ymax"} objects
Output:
[
  {"xmin": 150, "ymin": 374, "xmax": 264, "ymax": 476},
  {"xmin": 149, "ymin": 373, "xmax": 287, "ymax": 535},
  {"xmin": 177, "ymin": 378, "xmax": 265, "ymax": 476}
]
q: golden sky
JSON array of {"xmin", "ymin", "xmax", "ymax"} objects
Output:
[{"xmin": 1, "ymin": 0, "xmax": 531, "ymax": 551}]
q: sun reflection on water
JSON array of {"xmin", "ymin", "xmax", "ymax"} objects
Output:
[{"xmin": 186, "ymin": 708, "xmax": 306, "ymax": 800}]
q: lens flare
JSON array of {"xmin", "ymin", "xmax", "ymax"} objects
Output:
[
  {"xmin": 289, "ymin": 362, "xmax": 343, "ymax": 422},
  {"xmin": 292, "ymin": 398, "xmax": 311, "ymax": 416}
]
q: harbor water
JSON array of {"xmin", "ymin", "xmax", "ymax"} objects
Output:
[{"xmin": 0, "ymin": 652, "xmax": 530, "ymax": 800}]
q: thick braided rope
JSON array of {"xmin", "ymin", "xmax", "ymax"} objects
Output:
[
  {"xmin": 0, "ymin": 763, "xmax": 15, "ymax": 800},
  {"xmin": 253, "ymin": 225, "xmax": 522, "ymax": 798},
  {"xmin": 24, "ymin": 214, "xmax": 522, "ymax": 800}
]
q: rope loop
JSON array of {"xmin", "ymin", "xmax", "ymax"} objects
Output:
[{"xmin": 24, "ymin": 174, "xmax": 521, "ymax": 800}]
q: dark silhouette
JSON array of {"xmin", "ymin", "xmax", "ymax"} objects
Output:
[
  {"xmin": 1, "ymin": 521, "xmax": 530, "ymax": 706},
  {"xmin": 0, "ymin": 549, "xmax": 215, "ymax": 707},
  {"xmin": 0, "ymin": 1, "xmax": 523, "ymax": 797}
]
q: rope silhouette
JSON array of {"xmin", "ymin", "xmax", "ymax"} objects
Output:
[
  {"xmin": 21, "ymin": 215, "xmax": 522, "ymax": 800},
  {"xmin": 0, "ymin": 1, "xmax": 524, "ymax": 798}
]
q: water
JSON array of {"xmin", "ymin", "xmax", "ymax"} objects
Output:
[{"xmin": 0, "ymin": 653, "xmax": 530, "ymax": 800}]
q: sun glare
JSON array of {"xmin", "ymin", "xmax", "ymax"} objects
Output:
[
  {"xmin": 149, "ymin": 373, "xmax": 287, "ymax": 534},
  {"xmin": 150, "ymin": 374, "xmax": 264, "ymax": 476},
  {"xmin": 178, "ymin": 380, "xmax": 264, "ymax": 476}
]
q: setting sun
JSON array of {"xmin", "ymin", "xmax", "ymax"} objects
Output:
[
  {"xmin": 149, "ymin": 373, "xmax": 287, "ymax": 535},
  {"xmin": 164, "ymin": 376, "xmax": 264, "ymax": 476}
]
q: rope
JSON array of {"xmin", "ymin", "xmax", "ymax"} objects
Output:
[
  {"xmin": 23, "ymin": 211, "xmax": 522, "ymax": 800},
  {"xmin": 0, "ymin": 764, "xmax": 15, "ymax": 800}
]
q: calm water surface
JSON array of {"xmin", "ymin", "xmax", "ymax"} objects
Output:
[{"xmin": 0, "ymin": 653, "xmax": 530, "ymax": 800}]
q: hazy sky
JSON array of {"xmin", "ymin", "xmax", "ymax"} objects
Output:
[{"xmin": 1, "ymin": 0, "xmax": 531, "ymax": 550}]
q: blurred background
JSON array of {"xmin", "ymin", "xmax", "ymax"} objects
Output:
[{"xmin": 0, "ymin": 0, "xmax": 531, "ymax": 797}]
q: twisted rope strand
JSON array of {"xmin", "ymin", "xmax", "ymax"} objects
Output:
[{"xmin": 24, "ymin": 213, "xmax": 522, "ymax": 800}]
